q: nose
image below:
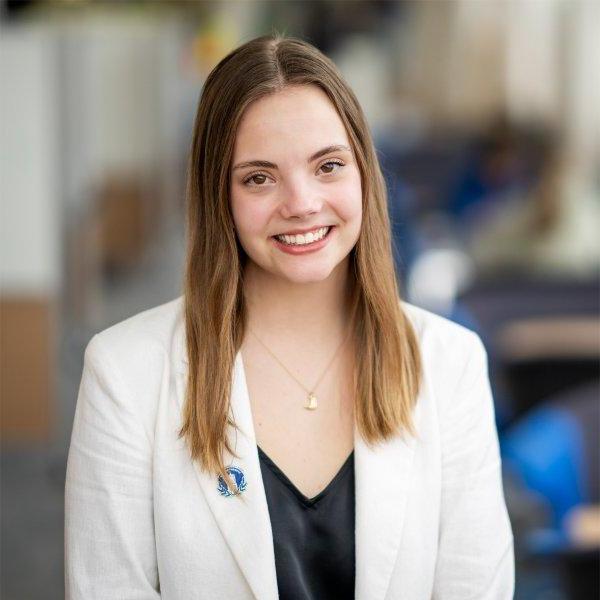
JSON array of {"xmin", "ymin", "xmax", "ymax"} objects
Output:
[{"xmin": 279, "ymin": 174, "xmax": 323, "ymax": 220}]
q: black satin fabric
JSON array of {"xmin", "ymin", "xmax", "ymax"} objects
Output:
[{"xmin": 257, "ymin": 445, "xmax": 356, "ymax": 600}]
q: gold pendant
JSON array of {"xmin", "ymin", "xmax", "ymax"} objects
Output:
[{"xmin": 305, "ymin": 392, "xmax": 318, "ymax": 410}]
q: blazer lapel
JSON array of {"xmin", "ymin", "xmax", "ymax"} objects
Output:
[
  {"xmin": 354, "ymin": 397, "xmax": 422, "ymax": 600},
  {"xmin": 173, "ymin": 324, "xmax": 278, "ymax": 600}
]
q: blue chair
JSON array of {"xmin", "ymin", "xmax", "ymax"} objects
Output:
[{"xmin": 501, "ymin": 381, "xmax": 599, "ymax": 541}]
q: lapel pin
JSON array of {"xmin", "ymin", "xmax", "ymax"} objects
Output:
[{"xmin": 217, "ymin": 465, "xmax": 247, "ymax": 497}]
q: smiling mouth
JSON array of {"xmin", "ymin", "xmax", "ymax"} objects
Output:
[{"xmin": 272, "ymin": 226, "xmax": 333, "ymax": 246}]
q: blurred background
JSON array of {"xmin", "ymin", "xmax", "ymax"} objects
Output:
[{"xmin": 1, "ymin": 0, "xmax": 598, "ymax": 598}]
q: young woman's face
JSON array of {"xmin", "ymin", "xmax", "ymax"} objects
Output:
[{"xmin": 230, "ymin": 84, "xmax": 363, "ymax": 284}]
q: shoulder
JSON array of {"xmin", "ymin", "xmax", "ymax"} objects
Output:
[
  {"xmin": 401, "ymin": 300, "xmax": 483, "ymax": 353},
  {"xmin": 73, "ymin": 298, "xmax": 185, "ymax": 445},
  {"xmin": 89, "ymin": 296, "xmax": 183, "ymax": 355},
  {"xmin": 83, "ymin": 296, "xmax": 185, "ymax": 393},
  {"xmin": 400, "ymin": 300, "xmax": 487, "ymax": 394}
]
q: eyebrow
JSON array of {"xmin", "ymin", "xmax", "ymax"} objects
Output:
[{"xmin": 232, "ymin": 144, "xmax": 352, "ymax": 171}]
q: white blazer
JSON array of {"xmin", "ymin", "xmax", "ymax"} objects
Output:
[{"xmin": 65, "ymin": 296, "xmax": 514, "ymax": 599}]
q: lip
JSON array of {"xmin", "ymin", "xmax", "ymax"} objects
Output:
[
  {"xmin": 272, "ymin": 225, "xmax": 333, "ymax": 236},
  {"xmin": 271, "ymin": 225, "xmax": 335, "ymax": 255}
]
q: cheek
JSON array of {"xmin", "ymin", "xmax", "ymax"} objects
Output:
[
  {"xmin": 231, "ymin": 194, "xmax": 270, "ymax": 239},
  {"xmin": 334, "ymin": 173, "xmax": 363, "ymax": 223}
]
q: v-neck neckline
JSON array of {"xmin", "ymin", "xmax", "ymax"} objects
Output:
[{"xmin": 257, "ymin": 445, "xmax": 355, "ymax": 507}]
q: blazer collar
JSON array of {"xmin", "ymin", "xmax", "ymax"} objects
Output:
[{"xmin": 172, "ymin": 316, "xmax": 421, "ymax": 600}]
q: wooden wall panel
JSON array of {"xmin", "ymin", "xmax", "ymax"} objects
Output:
[{"xmin": 0, "ymin": 298, "xmax": 55, "ymax": 442}]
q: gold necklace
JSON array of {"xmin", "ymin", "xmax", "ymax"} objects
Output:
[{"xmin": 248, "ymin": 326, "xmax": 351, "ymax": 410}]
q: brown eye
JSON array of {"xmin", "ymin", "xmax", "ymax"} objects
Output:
[
  {"xmin": 243, "ymin": 173, "xmax": 269, "ymax": 186},
  {"xmin": 319, "ymin": 160, "xmax": 344, "ymax": 175}
]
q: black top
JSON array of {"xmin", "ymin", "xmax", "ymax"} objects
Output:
[{"xmin": 257, "ymin": 445, "xmax": 356, "ymax": 600}]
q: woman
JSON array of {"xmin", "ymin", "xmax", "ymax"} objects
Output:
[{"xmin": 65, "ymin": 35, "xmax": 514, "ymax": 599}]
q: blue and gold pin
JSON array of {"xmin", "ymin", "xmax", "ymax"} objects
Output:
[{"xmin": 217, "ymin": 465, "xmax": 247, "ymax": 497}]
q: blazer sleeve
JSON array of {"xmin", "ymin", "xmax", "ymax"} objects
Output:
[
  {"xmin": 432, "ymin": 332, "xmax": 515, "ymax": 600},
  {"xmin": 65, "ymin": 334, "xmax": 161, "ymax": 599}
]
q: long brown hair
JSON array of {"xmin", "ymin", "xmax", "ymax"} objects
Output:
[{"xmin": 180, "ymin": 34, "xmax": 422, "ymax": 493}]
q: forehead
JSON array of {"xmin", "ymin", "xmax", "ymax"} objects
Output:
[{"xmin": 232, "ymin": 85, "xmax": 350, "ymax": 161}]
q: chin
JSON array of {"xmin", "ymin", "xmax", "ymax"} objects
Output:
[
  {"xmin": 275, "ymin": 254, "xmax": 352, "ymax": 284},
  {"xmin": 272, "ymin": 264, "xmax": 331, "ymax": 284}
]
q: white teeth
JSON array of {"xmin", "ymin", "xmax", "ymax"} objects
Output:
[{"xmin": 275, "ymin": 226, "xmax": 330, "ymax": 246}]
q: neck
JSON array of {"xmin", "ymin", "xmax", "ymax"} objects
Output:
[{"xmin": 243, "ymin": 258, "xmax": 354, "ymax": 344}]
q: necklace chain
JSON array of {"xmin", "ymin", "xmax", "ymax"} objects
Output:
[{"xmin": 248, "ymin": 326, "xmax": 351, "ymax": 410}]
